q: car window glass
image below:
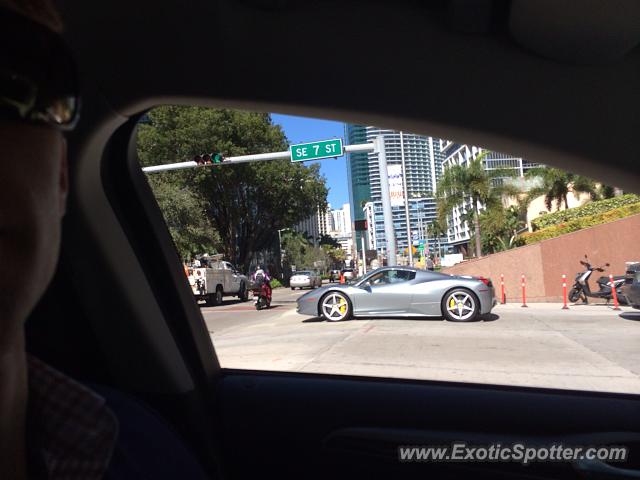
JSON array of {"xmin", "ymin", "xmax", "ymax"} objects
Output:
[
  {"xmin": 138, "ymin": 106, "xmax": 639, "ymax": 396},
  {"xmin": 368, "ymin": 271, "xmax": 389, "ymax": 285},
  {"xmin": 389, "ymin": 270, "xmax": 415, "ymax": 283}
]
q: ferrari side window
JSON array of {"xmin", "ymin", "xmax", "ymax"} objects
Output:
[
  {"xmin": 369, "ymin": 272, "xmax": 389, "ymax": 285},
  {"xmin": 388, "ymin": 270, "xmax": 415, "ymax": 283}
]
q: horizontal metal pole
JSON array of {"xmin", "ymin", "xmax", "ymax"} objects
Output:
[
  {"xmin": 224, "ymin": 150, "xmax": 291, "ymax": 164},
  {"xmin": 142, "ymin": 142, "xmax": 375, "ymax": 173},
  {"xmin": 345, "ymin": 143, "xmax": 375, "ymax": 153},
  {"xmin": 142, "ymin": 161, "xmax": 200, "ymax": 173}
]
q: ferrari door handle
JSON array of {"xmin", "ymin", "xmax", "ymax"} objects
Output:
[{"xmin": 574, "ymin": 458, "xmax": 640, "ymax": 479}]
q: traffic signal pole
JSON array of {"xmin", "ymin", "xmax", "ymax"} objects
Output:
[
  {"xmin": 142, "ymin": 139, "xmax": 403, "ymax": 267},
  {"xmin": 142, "ymin": 143, "xmax": 375, "ymax": 173},
  {"xmin": 375, "ymin": 135, "xmax": 397, "ymax": 267}
]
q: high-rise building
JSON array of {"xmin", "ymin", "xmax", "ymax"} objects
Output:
[
  {"xmin": 331, "ymin": 208, "xmax": 344, "ymax": 235},
  {"xmin": 325, "ymin": 203, "xmax": 353, "ymax": 258},
  {"xmin": 293, "ymin": 205, "xmax": 333, "ymax": 244},
  {"xmin": 346, "ymin": 126, "xmax": 447, "ymax": 261},
  {"xmin": 345, "ymin": 125, "xmax": 370, "ymax": 250},
  {"xmin": 293, "ymin": 209, "xmax": 320, "ymax": 244},
  {"xmin": 329, "ymin": 203, "xmax": 352, "ymax": 237},
  {"xmin": 440, "ymin": 141, "xmax": 541, "ymax": 252},
  {"xmin": 318, "ymin": 205, "xmax": 334, "ymax": 237}
]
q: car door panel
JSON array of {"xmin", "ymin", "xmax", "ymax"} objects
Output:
[
  {"xmin": 364, "ymin": 282, "xmax": 414, "ymax": 315},
  {"xmin": 410, "ymin": 281, "xmax": 450, "ymax": 316},
  {"xmin": 356, "ymin": 270, "xmax": 415, "ymax": 315},
  {"xmin": 219, "ymin": 371, "xmax": 640, "ymax": 480}
]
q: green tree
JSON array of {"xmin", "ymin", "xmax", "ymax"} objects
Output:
[
  {"xmin": 322, "ymin": 245, "xmax": 346, "ymax": 268},
  {"xmin": 476, "ymin": 205, "xmax": 525, "ymax": 254},
  {"xmin": 145, "ymin": 176, "xmax": 220, "ymax": 260},
  {"xmin": 598, "ymin": 184, "xmax": 616, "ymax": 200},
  {"xmin": 525, "ymin": 167, "xmax": 598, "ymax": 211},
  {"xmin": 281, "ymin": 230, "xmax": 330, "ymax": 271},
  {"xmin": 426, "ymin": 218, "xmax": 447, "ymax": 257},
  {"xmin": 436, "ymin": 151, "xmax": 518, "ymax": 258},
  {"xmin": 280, "ymin": 230, "xmax": 311, "ymax": 270},
  {"xmin": 318, "ymin": 234, "xmax": 339, "ymax": 248},
  {"xmin": 137, "ymin": 107, "xmax": 328, "ymax": 271}
]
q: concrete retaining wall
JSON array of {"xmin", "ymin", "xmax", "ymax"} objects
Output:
[{"xmin": 442, "ymin": 214, "xmax": 640, "ymax": 302}]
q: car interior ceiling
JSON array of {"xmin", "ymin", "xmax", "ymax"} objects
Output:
[{"xmin": 24, "ymin": 0, "xmax": 640, "ymax": 478}]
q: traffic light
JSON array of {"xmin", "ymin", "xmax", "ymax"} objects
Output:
[{"xmin": 193, "ymin": 152, "xmax": 224, "ymax": 165}]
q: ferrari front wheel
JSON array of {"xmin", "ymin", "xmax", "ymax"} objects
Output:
[{"xmin": 320, "ymin": 292, "xmax": 351, "ymax": 322}]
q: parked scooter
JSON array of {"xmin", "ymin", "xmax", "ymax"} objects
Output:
[{"xmin": 569, "ymin": 255, "xmax": 626, "ymax": 304}]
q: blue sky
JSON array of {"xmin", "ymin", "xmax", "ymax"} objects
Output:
[{"xmin": 271, "ymin": 113, "xmax": 350, "ymax": 208}]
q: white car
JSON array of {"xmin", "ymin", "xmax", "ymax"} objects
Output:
[
  {"xmin": 290, "ymin": 271, "xmax": 322, "ymax": 290},
  {"xmin": 341, "ymin": 269, "xmax": 355, "ymax": 281}
]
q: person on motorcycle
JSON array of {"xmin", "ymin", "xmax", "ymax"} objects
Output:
[{"xmin": 252, "ymin": 265, "xmax": 272, "ymax": 304}]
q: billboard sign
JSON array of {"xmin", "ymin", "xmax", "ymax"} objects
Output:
[{"xmin": 387, "ymin": 164, "xmax": 405, "ymax": 207}]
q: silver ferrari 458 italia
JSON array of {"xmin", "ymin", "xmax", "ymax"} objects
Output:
[{"xmin": 296, "ymin": 266, "xmax": 496, "ymax": 322}]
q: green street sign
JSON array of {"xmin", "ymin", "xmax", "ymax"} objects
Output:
[{"xmin": 290, "ymin": 139, "xmax": 343, "ymax": 162}]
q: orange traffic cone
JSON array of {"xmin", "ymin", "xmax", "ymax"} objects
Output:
[{"xmin": 339, "ymin": 272, "xmax": 345, "ymax": 284}]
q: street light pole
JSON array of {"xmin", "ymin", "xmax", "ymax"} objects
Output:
[
  {"xmin": 399, "ymin": 131, "xmax": 412, "ymax": 266},
  {"xmin": 277, "ymin": 228, "xmax": 285, "ymax": 277}
]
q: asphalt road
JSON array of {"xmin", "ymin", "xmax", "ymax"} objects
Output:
[
  {"xmin": 200, "ymin": 285, "xmax": 307, "ymax": 333},
  {"xmin": 201, "ymin": 286, "xmax": 640, "ymax": 394}
]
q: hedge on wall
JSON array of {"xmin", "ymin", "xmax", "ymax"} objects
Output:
[
  {"xmin": 520, "ymin": 203, "xmax": 640, "ymax": 245},
  {"xmin": 531, "ymin": 194, "xmax": 640, "ymax": 231}
]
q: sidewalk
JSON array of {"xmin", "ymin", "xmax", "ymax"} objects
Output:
[{"xmin": 494, "ymin": 302, "xmax": 637, "ymax": 315}]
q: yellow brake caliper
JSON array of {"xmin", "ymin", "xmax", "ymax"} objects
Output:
[
  {"xmin": 338, "ymin": 298, "xmax": 347, "ymax": 314},
  {"xmin": 449, "ymin": 297, "xmax": 456, "ymax": 309}
]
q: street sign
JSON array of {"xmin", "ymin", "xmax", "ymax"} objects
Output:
[{"xmin": 290, "ymin": 139, "xmax": 343, "ymax": 162}]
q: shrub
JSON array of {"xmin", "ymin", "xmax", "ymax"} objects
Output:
[
  {"xmin": 521, "ymin": 203, "xmax": 640, "ymax": 245},
  {"xmin": 531, "ymin": 194, "xmax": 640, "ymax": 230},
  {"xmin": 270, "ymin": 278, "xmax": 282, "ymax": 289}
]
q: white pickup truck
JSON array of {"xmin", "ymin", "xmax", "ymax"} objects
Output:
[{"xmin": 187, "ymin": 260, "xmax": 250, "ymax": 305}]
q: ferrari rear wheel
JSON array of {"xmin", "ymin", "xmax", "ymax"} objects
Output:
[
  {"xmin": 442, "ymin": 289, "xmax": 479, "ymax": 322},
  {"xmin": 320, "ymin": 292, "xmax": 351, "ymax": 322}
]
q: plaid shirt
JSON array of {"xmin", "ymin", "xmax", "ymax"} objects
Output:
[{"xmin": 27, "ymin": 356, "xmax": 118, "ymax": 479}]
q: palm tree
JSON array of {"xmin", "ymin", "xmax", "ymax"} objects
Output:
[
  {"xmin": 427, "ymin": 218, "xmax": 447, "ymax": 258},
  {"xmin": 479, "ymin": 205, "xmax": 526, "ymax": 253},
  {"xmin": 525, "ymin": 167, "xmax": 597, "ymax": 211},
  {"xmin": 436, "ymin": 151, "xmax": 518, "ymax": 258}
]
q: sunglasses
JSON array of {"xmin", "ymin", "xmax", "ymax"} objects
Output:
[{"xmin": 0, "ymin": 8, "xmax": 79, "ymax": 130}]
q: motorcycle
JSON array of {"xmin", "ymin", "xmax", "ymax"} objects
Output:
[
  {"xmin": 253, "ymin": 280, "xmax": 272, "ymax": 310},
  {"xmin": 569, "ymin": 255, "xmax": 627, "ymax": 304}
]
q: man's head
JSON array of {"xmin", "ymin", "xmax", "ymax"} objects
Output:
[{"xmin": 0, "ymin": 1, "xmax": 75, "ymax": 349}]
